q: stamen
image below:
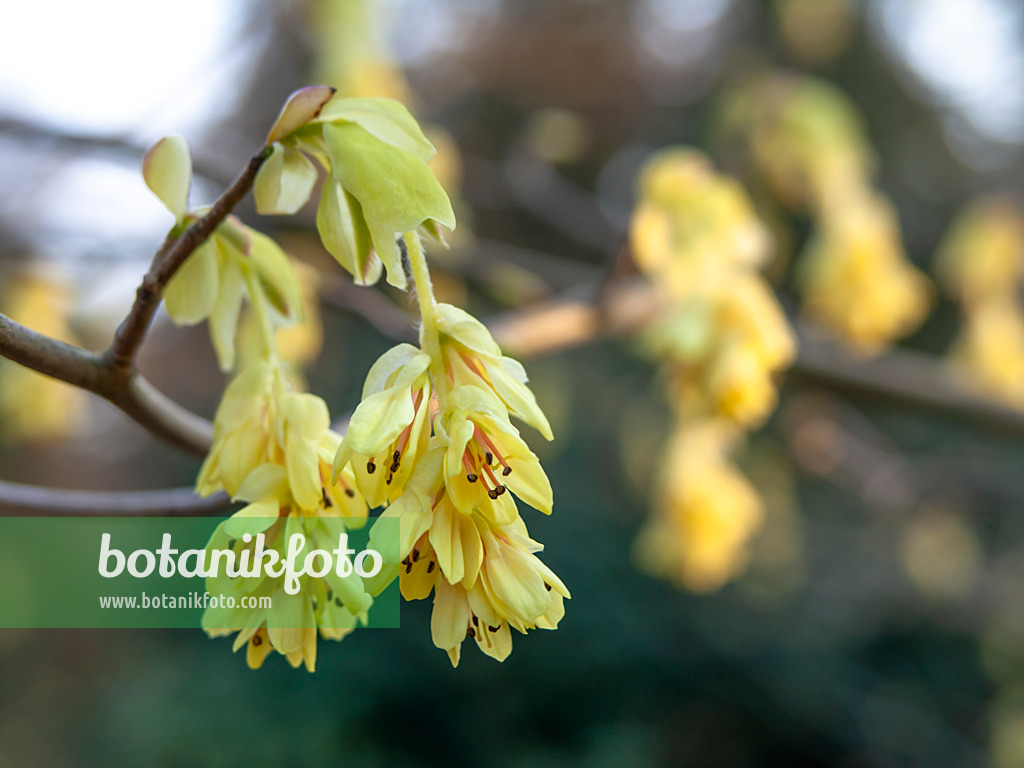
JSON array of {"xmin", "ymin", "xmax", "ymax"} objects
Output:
[
  {"xmin": 489, "ymin": 625, "xmax": 500, "ymax": 633},
  {"xmin": 427, "ymin": 561, "xmax": 435, "ymax": 574},
  {"xmin": 252, "ymin": 635, "xmax": 262, "ymax": 647},
  {"xmin": 545, "ymin": 583, "xmax": 552, "ymax": 591},
  {"xmin": 412, "ymin": 549, "xmax": 420, "ymax": 562},
  {"xmin": 467, "ymin": 626, "xmax": 476, "ymax": 639},
  {"xmin": 472, "ymin": 615, "xmax": 479, "ymax": 627},
  {"xmin": 367, "ymin": 460, "xmax": 376, "ymax": 474},
  {"xmin": 345, "ymin": 488, "xmax": 355, "ymax": 498},
  {"xmin": 495, "ymin": 485, "xmax": 506, "ymax": 496},
  {"xmin": 485, "ymin": 451, "xmax": 493, "ymax": 465},
  {"xmin": 467, "ymin": 473, "xmax": 478, "ymax": 483}
]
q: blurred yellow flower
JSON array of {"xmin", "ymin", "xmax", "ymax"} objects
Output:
[
  {"xmin": 634, "ymin": 421, "xmax": 764, "ymax": 592},
  {"xmin": 0, "ymin": 269, "xmax": 87, "ymax": 443},
  {"xmin": 799, "ymin": 191, "xmax": 931, "ymax": 353},
  {"xmin": 937, "ymin": 197, "xmax": 1024, "ymax": 307},
  {"xmin": 949, "ymin": 299, "xmax": 1024, "ymax": 408}
]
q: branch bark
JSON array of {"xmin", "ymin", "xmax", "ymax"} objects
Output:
[{"xmin": 0, "ymin": 481, "xmax": 232, "ymax": 517}]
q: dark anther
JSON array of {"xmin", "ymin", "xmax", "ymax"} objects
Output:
[
  {"xmin": 545, "ymin": 583, "xmax": 552, "ymax": 591},
  {"xmin": 472, "ymin": 615, "xmax": 479, "ymax": 627},
  {"xmin": 386, "ymin": 474, "xmax": 393, "ymax": 485},
  {"xmin": 345, "ymin": 488, "xmax": 355, "ymax": 497},
  {"xmin": 394, "ymin": 450, "xmax": 402, "ymax": 463},
  {"xmin": 252, "ymin": 635, "xmax": 262, "ymax": 646},
  {"xmin": 467, "ymin": 473, "xmax": 478, "ymax": 483},
  {"xmin": 489, "ymin": 625, "xmax": 500, "ymax": 633},
  {"xmin": 335, "ymin": 596, "xmax": 343, "ymax": 607},
  {"xmin": 327, "ymin": 589, "xmax": 334, "ymax": 601},
  {"xmin": 322, "ymin": 488, "xmax": 334, "ymax": 508},
  {"xmin": 228, "ymin": 539, "xmax": 236, "ymax": 549},
  {"xmin": 427, "ymin": 561, "xmax": 435, "ymax": 573},
  {"xmin": 496, "ymin": 485, "xmax": 506, "ymax": 496},
  {"xmin": 467, "ymin": 627, "xmax": 476, "ymax": 639},
  {"xmin": 412, "ymin": 549, "xmax": 420, "ymax": 562},
  {"xmin": 488, "ymin": 488, "xmax": 499, "ymax": 500},
  {"xmin": 502, "ymin": 466, "xmax": 512, "ymax": 476},
  {"xmin": 405, "ymin": 560, "xmax": 414, "ymax": 574},
  {"xmin": 390, "ymin": 461, "xmax": 400, "ymax": 473},
  {"xmin": 485, "ymin": 451, "xmax": 493, "ymax": 465},
  {"xmin": 367, "ymin": 460, "xmax": 377, "ymax": 474}
]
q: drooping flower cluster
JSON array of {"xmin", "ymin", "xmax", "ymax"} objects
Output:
[
  {"xmin": 628, "ymin": 148, "xmax": 793, "ymax": 591},
  {"xmin": 720, "ymin": 74, "xmax": 931, "ymax": 353},
  {"xmin": 631, "ymin": 149, "xmax": 795, "ymax": 428},
  {"xmin": 633, "ymin": 421, "xmax": 763, "ymax": 592},
  {"xmin": 937, "ymin": 198, "xmax": 1024, "ymax": 408},
  {"xmin": 198, "ymin": 368, "xmax": 372, "ymax": 671},
  {"xmin": 148, "ymin": 87, "xmax": 565, "ymax": 669},
  {"xmin": 333, "ymin": 234, "xmax": 568, "ymax": 666}
]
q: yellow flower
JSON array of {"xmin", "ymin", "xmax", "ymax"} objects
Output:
[
  {"xmin": 332, "ymin": 343, "xmax": 434, "ymax": 508},
  {"xmin": 436, "ymin": 385, "xmax": 553, "ymax": 524},
  {"xmin": 630, "ymin": 149, "xmax": 771, "ymax": 295},
  {"xmin": 950, "ymin": 299, "xmax": 1024, "ymax": 408},
  {"xmin": 0, "ymin": 269, "xmax": 87, "ymax": 442},
  {"xmin": 799, "ymin": 191, "xmax": 931, "ymax": 353},
  {"xmin": 634, "ymin": 421, "xmax": 764, "ymax": 592},
  {"xmin": 936, "ymin": 197, "xmax": 1024, "ymax": 308},
  {"xmin": 203, "ymin": 509, "xmax": 371, "ymax": 672},
  {"xmin": 435, "ymin": 303, "xmax": 553, "ymax": 440}
]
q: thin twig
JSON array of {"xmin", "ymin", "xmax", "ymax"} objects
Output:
[
  {"xmin": 487, "ymin": 278, "xmax": 1024, "ymax": 437},
  {"xmin": 105, "ymin": 144, "xmax": 273, "ymax": 373},
  {"xmin": 0, "ymin": 481, "xmax": 232, "ymax": 517}
]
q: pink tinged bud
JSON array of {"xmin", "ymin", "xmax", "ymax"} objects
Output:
[{"xmin": 267, "ymin": 85, "xmax": 337, "ymax": 144}]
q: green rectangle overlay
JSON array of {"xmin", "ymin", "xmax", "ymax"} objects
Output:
[{"xmin": 0, "ymin": 516, "xmax": 399, "ymax": 629}]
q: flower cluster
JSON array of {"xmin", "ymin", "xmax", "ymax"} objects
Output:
[
  {"xmin": 937, "ymin": 198, "xmax": 1024, "ymax": 408},
  {"xmin": 633, "ymin": 421, "xmax": 763, "ymax": 592},
  {"xmin": 148, "ymin": 87, "xmax": 564, "ymax": 669},
  {"xmin": 721, "ymin": 74, "xmax": 931, "ymax": 353},
  {"xmin": 628, "ymin": 148, "xmax": 793, "ymax": 591},
  {"xmin": 198, "ymin": 367, "xmax": 372, "ymax": 671},
  {"xmin": 630, "ymin": 149, "xmax": 795, "ymax": 428},
  {"xmin": 333, "ymin": 234, "xmax": 567, "ymax": 666}
]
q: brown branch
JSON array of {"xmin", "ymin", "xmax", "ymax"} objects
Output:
[
  {"xmin": 0, "ymin": 481, "xmax": 233, "ymax": 517},
  {"xmin": 487, "ymin": 278, "xmax": 1024, "ymax": 437},
  {"xmin": 105, "ymin": 144, "xmax": 274, "ymax": 373},
  {"xmin": 0, "ymin": 313, "xmax": 213, "ymax": 455}
]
